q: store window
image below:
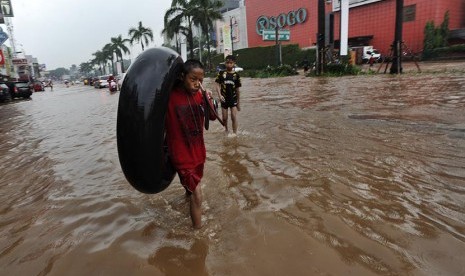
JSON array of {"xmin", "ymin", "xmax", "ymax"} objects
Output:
[{"xmin": 403, "ymin": 4, "xmax": 416, "ymax": 22}]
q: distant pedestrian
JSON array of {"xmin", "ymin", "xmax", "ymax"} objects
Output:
[
  {"xmin": 369, "ymin": 53, "xmax": 375, "ymax": 67},
  {"xmin": 215, "ymin": 55, "xmax": 242, "ymax": 136},
  {"xmin": 302, "ymin": 58, "xmax": 310, "ymax": 74}
]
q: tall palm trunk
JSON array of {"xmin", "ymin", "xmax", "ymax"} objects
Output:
[
  {"xmin": 205, "ymin": 31, "xmax": 212, "ymax": 71},
  {"xmin": 120, "ymin": 54, "xmax": 126, "ymax": 73}
]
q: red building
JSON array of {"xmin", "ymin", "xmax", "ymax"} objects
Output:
[{"xmin": 245, "ymin": 0, "xmax": 465, "ymax": 56}]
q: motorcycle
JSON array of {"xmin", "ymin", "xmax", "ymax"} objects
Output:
[{"xmin": 109, "ymin": 80, "xmax": 117, "ymax": 92}]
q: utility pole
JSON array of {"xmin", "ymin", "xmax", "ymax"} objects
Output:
[
  {"xmin": 339, "ymin": 0, "xmax": 349, "ymax": 58},
  {"xmin": 230, "ymin": 16, "xmax": 236, "ymax": 54},
  {"xmin": 198, "ymin": 25, "xmax": 202, "ymax": 63},
  {"xmin": 390, "ymin": 0, "xmax": 403, "ymax": 74},
  {"xmin": 275, "ymin": 26, "xmax": 282, "ymax": 66},
  {"xmin": 317, "ymin": 0, "xmax": 326, "ymax": 75}
]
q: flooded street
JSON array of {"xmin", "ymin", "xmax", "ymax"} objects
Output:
[{"xmin": 1, "ymin": 64, "xmax": 465, "ymax": 275}]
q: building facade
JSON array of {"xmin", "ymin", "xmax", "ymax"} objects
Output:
[{"xmin": 231, "ymin": 0, "xmax": 465, "ymax": 57}]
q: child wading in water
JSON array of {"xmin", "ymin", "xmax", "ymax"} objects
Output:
[
  {"xmin": 215, "ymin": 55, "xmax": 242, "ymax": 135},
  {"xmin": 165, "ymin": 59, "xmax": 215, "ymax": 229}
]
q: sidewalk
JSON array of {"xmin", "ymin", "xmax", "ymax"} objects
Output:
[{"xmin": 362, "ymin": 60, "xmax": 465, "ymax": 73}]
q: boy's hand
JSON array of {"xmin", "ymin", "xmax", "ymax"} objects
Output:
[
  {"xmin": 237, "ymin": 103, "xmax": 241, "ymax": 111},
  {"xmin": 219, "ymin": 95, "xmax": 225, "ymax": 102}
]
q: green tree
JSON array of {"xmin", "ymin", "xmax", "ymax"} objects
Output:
[
  {"xmin": 164, "ymin": 0, "xmax": 198, "ymax": 59},
  {"xmin": 192, "ymin": 0, "xmax": 223, "ymax": 68},
  {"xmin": 79, "ymin": 62, "xmax": 93, "ymax": 76},
  {"xmin": 102, "ymin": 43, "xmax": 116, "ymax": 75},
  {"xmin": 128, "ymin": 21, "xmax": 154, "ymax": 51},
  {"xmin": 162, "ymin": 14, "xmax": 188, "ymax": 53},
  {"xmin": 423, "ymin": 11, "xmax": 450, "ymax": 58},
  {"xmin": 49, "ymin": 67, "xmax": 70, "ymax": 79},
  {"xmin": 438, "ymin": 11, "xmax": 450, "ymax": 47},
  {"xmin": 92, "ymin": 50, "xmax": 106, "ymax": 75},
  {"xmin": 423, "ymin": 21, "xmax": 435, "ymax": 52},
  {"xmin": 111, "ymin": 35, "xmax": 131, "ymax": 73}
]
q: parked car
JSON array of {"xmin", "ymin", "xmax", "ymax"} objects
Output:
[
  {"xmin": 94, "ymin": 75, "xmax": 110, "ymax": 89},
  {"xmin": 0, "ymin": 83, "xmax": 11, "ymax": 102},
  {"xmin": 6, "ymin": 81, "xmax": 33, "ymax": 99},
  {"xmin": 33, "ymin": 81, "xmax": 45, "ymax": 92},
  {"xmin": 216, "ymin": 62, "xmax": 244, "ymax": 72}
]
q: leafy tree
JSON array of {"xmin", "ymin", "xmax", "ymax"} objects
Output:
[
  {"xmin": 49, "ymin": 67, "xmax": 70, "ymax": 79},
  {"xmin": 79, "ymin": 62, "xmax": 93, "ymax": 76},
  {"xmin": 423, "ymin": 21, "xmax": 435, "ymax": 52},
  {"xmin": 438, "ymin": 11, "xmax": 450, "ymax": 47},
  {"xmin": 111, "ymin": 35, "xmax": 131, "ymax": 73},
  {"xmin": 92, "ymin": 50, "xmax": 106, "ymax": 75},
  {"xmin": 162, "ymin": 14, "xmax": 188, "ymax": 53},
  {"xmin": 102, "ymin": 43, "xmax": 116, "ymax": 75},
  {"xmin": 192, "ymin": 0, "xmax": 223, "ymax": 68},
  {"xmin": 164, "ymin": 0, "xmax": 198, "ymax": 59},
  {"xmin": 128, "ymin": 21, "xmax": 154, "ymax": 51},
  {"xmin": 423, "ymin": 11, "xmax": 450, "ymax": 58}
]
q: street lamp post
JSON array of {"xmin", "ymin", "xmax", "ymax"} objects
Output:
[
  {"xmin": 390, "ymin": 0, "xmax": 404, "ymax": 74},
  {"xmin": 230, "ymin": 16, "xmax": 236, "ymax": 54},
  {"xmin": 316, "ymin": 0, "xmax": 326, "ymax": 75}
]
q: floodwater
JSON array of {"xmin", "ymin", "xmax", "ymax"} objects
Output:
[{"xmin": 1, "ymin": 65, "xmax": 465, "ymax": 275}]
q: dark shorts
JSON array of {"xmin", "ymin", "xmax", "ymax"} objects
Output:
[
  {"xmin": 221, "ymin": 96, "xmax": 237, "ymax": 109},
  {"xmin": 178, "ymin": 164, "xmax": 204, "ymax": 194}
]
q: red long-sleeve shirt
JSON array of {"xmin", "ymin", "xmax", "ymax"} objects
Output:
[{"xmin": 165, "ymin": 86, "xmax": 206, "ymax": 170}]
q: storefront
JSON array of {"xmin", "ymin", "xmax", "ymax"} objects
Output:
[{"xmin": 245, "ymin": 0, "xmax": 465, "ymax": 56}]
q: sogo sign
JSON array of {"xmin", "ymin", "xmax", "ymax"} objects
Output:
[{"xmin": 255, "ymin": 8, "xmax": 307, "ymax": 35}]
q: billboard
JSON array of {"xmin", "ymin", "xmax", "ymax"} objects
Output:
[
  {"xmin": 333, "ymin": 0, "xmax": 384, "ymax": 11},
  {"xmin": 12, "ymin": 58, "xmax": 28, "ymax": 65},
  {"xmin": 0, "ymin": 0, "xmax": 13, "ymax": 17}
]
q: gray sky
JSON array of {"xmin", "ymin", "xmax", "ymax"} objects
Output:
[{"xmin": 8, "ymin": 0, "xmax": 173, "ymax": 70}]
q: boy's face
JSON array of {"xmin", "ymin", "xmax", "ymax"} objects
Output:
[
  {"xmin": 225, "ymin": 59, "xmax": 235, "ymax": 71},
  {"xmin": 183, "ymin": 67, "xmax": 204, "ymax": 93}
]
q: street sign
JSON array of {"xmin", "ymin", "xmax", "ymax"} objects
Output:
[
  {"xmin": 0, "ymin": 31, "xmax": 8, "ymax": 46},
  {"xmin": 12, "ymin": 58, "xmax": 28, "ymax": 65},
  {"xmin": 262, "ymin": 29, "xmax": 290, "ymax": 41}
]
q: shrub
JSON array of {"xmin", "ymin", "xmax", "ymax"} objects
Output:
[
  {"xmin": 423, "ymin": 11, "xmax": 450, "ymax": 59},
  {"xmin": 210, "ymin": 44, "xmax": 316, "ymax": 71},
  {"xmin": 261, "ymin": 64, "xmax": 298, "ymax": 77}
]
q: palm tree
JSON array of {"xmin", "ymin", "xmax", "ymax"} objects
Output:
[
  {"xmin": 111, "ymin": 35, "xmax": 131, "ymax": 73},
  {"xmin": 164, "ymin": 0, "xmax": 197, "ymax": 59},
  {"xmin": 162, "ymin": 15, "xmax": 188, "ymax": 54},
  {"xmin": 192, "ymin": 0, "xmax": 223, "ymax": 68},
  {"xmin": 92, "ymin": 50, "xmax": 106, "ymax": 75},
  {"xmin": 102, "ymin": 43, "xmax": 116, "ymax": 75},
  {"xmin": 128, "ymin": 21, "xmax": 154, "ymax": 51}
]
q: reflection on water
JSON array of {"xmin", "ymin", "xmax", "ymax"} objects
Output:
[{"xmin": 0, "ymin": 70, "xmax": 465, "ymax": 275}]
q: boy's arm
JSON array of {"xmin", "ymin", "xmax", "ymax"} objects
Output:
[
  {"xmin": 236, "ymin": 87, "xmax": 241, "ymax": 111},
  {"xmin": 216, "ymin": 82, "xmax": 224, "ymax": 102}
]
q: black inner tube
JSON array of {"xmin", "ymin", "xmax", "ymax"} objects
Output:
[{"xmin": 116, "ymin": 47, "xmax": 183, "ymax": 194}]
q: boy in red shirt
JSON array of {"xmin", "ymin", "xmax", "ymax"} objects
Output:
[{"xmin": 165, "ymin": 59, "xmax": 212, "ymax": 229}]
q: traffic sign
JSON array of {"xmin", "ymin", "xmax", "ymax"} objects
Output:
[
  {"xmin": 0, "ymin": 31, "xmax": 8, "ymax": 46},
  {"xmin": 262, "ymin": 29, "xmax": 290, "ymax": 41}
]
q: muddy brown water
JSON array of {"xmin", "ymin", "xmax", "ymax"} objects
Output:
[{"xmin": 1, "ymin": 67, "xmax": 465, "ymax": 275}]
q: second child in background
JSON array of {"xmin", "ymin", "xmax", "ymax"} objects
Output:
[{"xmin": 215, "ymin": 55, "xmax": 242, "ymax": 136}]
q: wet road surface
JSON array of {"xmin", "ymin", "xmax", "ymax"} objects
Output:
[{"xmin": 1, "ymin": 65, "xmax": 465, "ymax": 275}]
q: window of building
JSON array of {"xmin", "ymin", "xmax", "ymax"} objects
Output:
[{"xmin": 403, "ymin": 4, "xmax": 416, "ymax": 22}]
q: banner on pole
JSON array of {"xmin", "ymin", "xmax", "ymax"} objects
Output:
[{"xmin": 0, "ymin": 0, "xmax": 13, "ymax": 17}]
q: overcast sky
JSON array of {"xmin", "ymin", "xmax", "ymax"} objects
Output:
[{"xmin": 7, "ymin": 0, "xmax": 173, "ymax": 70}]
